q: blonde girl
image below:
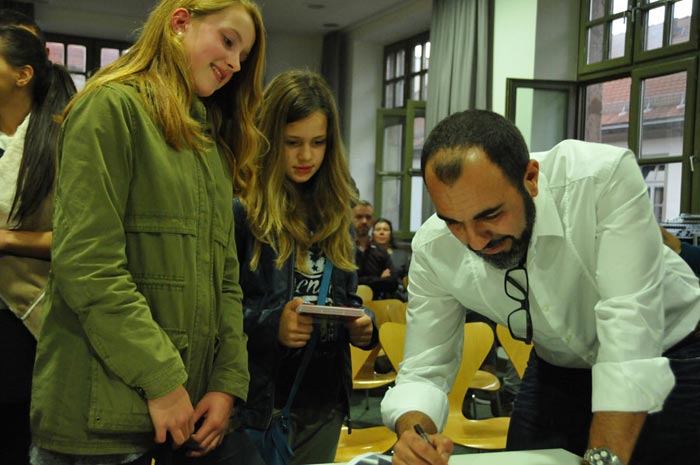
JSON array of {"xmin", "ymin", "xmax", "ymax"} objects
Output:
[{"xmin": 30, "ymin": 1, "xmax": 266, "ymax": 464}]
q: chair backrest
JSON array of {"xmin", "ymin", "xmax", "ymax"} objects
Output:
[
  {"xmin": 496, "ymin": 324, "xmax": 533, "ymax": 379},
  {"xmin": 366, "ymin": 299, "xmax": 407, "ymax": 327},
  {"xmin": 447, "ymin": 322, "xmax": 495, "ymax": 411},
  {"xmin": 356, "ymin": 284, "xmax": 374, "ymax": 305},
  {"xmin": 349, "ymin": 344, "xmax": 369, "ymax": 379},
  {"xmin": 379, "ymin": 321, "xmax": 494, "ymax": 411},
  {"xmin": 378, "ymin": 322, "xmax": 406, "ymax": 372}
]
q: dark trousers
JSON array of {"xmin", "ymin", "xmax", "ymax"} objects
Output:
[
  {"xmin": 506, "ymin": 333, "xmax": 700, "ymax": 465},
  {"xmin": 127, "ymin": 431, "xmax": 265, "ymax": 465}
]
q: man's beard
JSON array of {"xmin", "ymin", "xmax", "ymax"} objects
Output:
[{"xmin": 469, "ymin": 188, "xmax": 536, "ymax": 269}]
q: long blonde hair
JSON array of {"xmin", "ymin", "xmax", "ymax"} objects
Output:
[
  {"xmin": 245, "ymin": 70, "xmax": 357, "ymax": 271},
  {"xmin": 62, "ymin": 0, "xmax": 266, "ymax": 193}
]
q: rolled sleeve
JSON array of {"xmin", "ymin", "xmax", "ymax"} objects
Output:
[
  {"xmin": 381, "ymin": 381, "xmax": 450, "ymax": 432},
  {"xmin": 592, "ymin": 358, "xmax": 674, "ymax": 413}
]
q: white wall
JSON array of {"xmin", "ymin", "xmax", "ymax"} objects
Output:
[
  {"xmin": 492, "ymin": 0, "xmax": 538, "ymax": 115},
  {"xmin": 342, "ymin": 0, "xmax": 432, "ymax": 202},
  {"xmin": 265, "ymin": 32, "xmax": 324, "ymax": 81}
]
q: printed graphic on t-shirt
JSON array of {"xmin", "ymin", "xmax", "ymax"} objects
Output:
[{"xmin": 294, "ymin": 247, "xmax": 339, "ymax": 344}]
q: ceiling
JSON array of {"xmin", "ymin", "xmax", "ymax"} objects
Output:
[{"xmin": 29, "ymin": 0, "xmax": 413, "ymax": 37}]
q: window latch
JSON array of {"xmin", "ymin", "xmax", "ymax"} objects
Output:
[{"xmin": 691, "ymin": 155, "xmax": 697, "ymax": 173}]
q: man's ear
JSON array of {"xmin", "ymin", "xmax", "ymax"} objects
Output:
[
  {"xmin": 16, "ymin": 64, "xmax": 34, "ymax": 88},
  {"xmin": 523, "ymin": 159, "xmax": 540, "ymax": 197},
  {"xmin": 171, "ymin": 7, "xmax": 192, "ymax": 34}
]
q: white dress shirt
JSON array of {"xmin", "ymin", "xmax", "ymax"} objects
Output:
[{"xmin": 381, "ymin": 139, "xmax": 700, "ymax": 432}]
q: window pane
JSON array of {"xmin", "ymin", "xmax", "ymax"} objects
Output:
[
  {"xmin": 639, "ymin": 71, "xmax": 686, "ymax": 159},
  {"xmin": 385, "ymin": 84, "xmax": 394, "ymax": 108},
  {"xmin": 67, "ymin": 44, "xmax": 86, "ymax": 73},
  {"xmin": 396, "ymin": 80, "xmax": 404, "ymax": 107},
  {"xmin": 612, "ymin": 0, "xmax": 628, "ymax": 14},
  {"xmin": 412, "ymin": 44, "xmax": 422, "ymax": 72},
  {"xmin": 412, "ymin": 117, "xmax": 425, "ymax": 170},
  {"xmin": 610, "ymin": 18, "xmax": 627, "ymax": 58},
  {"xmin": 70, "ymin": 73, "xmax": 86, "ymax": 91},
  {"xmin": 383, "ymin": 123, "xmax": 403, "ymax": 171},
  {"xmin": 644, "ymin": 5, "xmax": 665, "ymax": 51},
  {"xmin": 587, "ymin": 24, "xmax": 604, "ymax": 64},
  {"xmin": 100, "ymin": 48, "xmax": 120, "ymax": 67},
  {"xmin": 423, "ymin": 42, "xmax": 430, "ymax": 69},
  {"xmin": 412, "ymin": 75, "xmax": 421, "ymax": 101},
  {"xmin": 386, "ymin": 53, "xmax": 395, "ymax": 79},
  {"xmin": 671, "ymin": 0, "xmax": 691, "ymax": 45},
  {"xmin": 47, "ymin": 42, "xmax": 65, "ymax": 66},
  {"xmin": 583, "ymin": 77, "xmax": 631, "ymax": 148},
  {"xmin": 396, "ymin": 50, "xmax": 405, "ymax": 77},
  {"xmin": 381, "ymin": 176, "xmax": 402, "ymax": 228},
  {"xmin": 589, "ymin": 0, "xmax": 605, "ymax": 20},
  {"xmin": 641, "ymin": 162, "xmax": 682, "ymax": 221},
  {"xmin": 410, "ymin": 176, "xmax": 424, "ymax": 232}
]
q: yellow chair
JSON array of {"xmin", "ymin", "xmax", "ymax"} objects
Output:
[
  {"xmin": 379, "ymin": 322, "xmax": 510, "ymax": 450},
  {"xmin": 356, "ymin": 284, "xmax": 374, "ymax": 305},
  {"xmin": 334, "ymin": 424, "xmax": 396, "ymax": 462},
  {"xmin": 350, "ymin": 344, "xmax": 395, "ymax": 410},
  {"xmin": 365, "ymin": 299, "xmax": 406, "ymax": 327},
  {"xmin": 496, "ymin": 324, "xmax": 533, "ymax": 378}
]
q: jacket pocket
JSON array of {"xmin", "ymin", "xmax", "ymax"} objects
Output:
[{"xmin": 86, "ymin": 328, "xmax": 189, "ymax": 433}]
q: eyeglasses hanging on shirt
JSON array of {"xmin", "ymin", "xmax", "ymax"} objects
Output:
[{"xmin": 504, "ymin": 259, "xmax": 532, "ymax": 344}]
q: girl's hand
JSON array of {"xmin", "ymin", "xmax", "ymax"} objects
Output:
[
  {"xmin": 346, "ymin": 313, "xmax": 373, "ymax": 347},
  {"xmin": 278, "ymin": 298, "xmax": 314, "ymax": 348}
]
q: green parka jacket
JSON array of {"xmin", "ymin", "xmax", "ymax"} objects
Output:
[{"xmin": 30, "ymin": 83, "xmax": 249, "ymax": 455}]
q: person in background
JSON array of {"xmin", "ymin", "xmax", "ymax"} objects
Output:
[
  {"xmin": 372, "ymin": 217, "xmax": 410, "ymax": 299},
  {"xmin": 660, "ymin": 226, "xmax": 700, "ymax": 276},
  {"xmin": 354, "ymin": 202, "xmax": 398, "ymax": 299},
  {"xmin": 382, "ymin": 110, "xmax": 700, "ymax": 465},
  {"xmin": 29, "ymin": 1, "xmax": 267, "ymax": 464},
  {"xmin": 234, "ymin": 70, "xmax": 378, "ymax": 465},
  {"xmin": 353, "ymin": 200, "xmax": 374, "ymax": 252},
  {"xmin": 0, "ymin": 25, "xmax": 75, "ymax": 465}
]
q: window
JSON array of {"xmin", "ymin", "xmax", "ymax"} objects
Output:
[
  {"xmin": 383, "ymin": 32, "xmax": 430, "ymax": 109},
  {"xmin": 46, "ymin": 33, "xmax": 131, "ymax": 90},
  {"xmin": 578, "ymin": 0, "xmax": 699, "ymax": 220},
  {"xmin": 374, "ymin": 101, "xmax": 425, "ymax": 240},
  {"xmin": 374, "ymin": 33, "xmax": 431, "ymax": 238}
]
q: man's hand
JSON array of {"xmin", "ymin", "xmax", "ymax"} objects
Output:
[
  {"xmin": 346, "ymin": 313, "xmax": 373, "ymax": 347},
  {"xmin": 147, "ymin": 385, "xmax": 195, "ymax": 448},
  {"xmin": 187, "ymin": 391, "xmax": 235, "ymax": 457},
  {"xmin": 278, "ymin": 298, "xmax": 314, "ymax": 348},
  {"xmin": 393, "ymin": 411, "xmax": 453, "ymax": 465},
  {"xmin": 380, "ymin": 268, "xmax": 392, "ymax": 278}
]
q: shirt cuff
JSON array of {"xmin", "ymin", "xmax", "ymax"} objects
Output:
[
  {"xmin": 592, "ymin": 357, "xmax": 674, "ymax": 413},
  {"xmin": 380, "ymin": 381, "xmax": 449, "ymax": 432}
]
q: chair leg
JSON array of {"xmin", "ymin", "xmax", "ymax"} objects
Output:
[{"xmin": 365, "ymin": 390, "xmax": 370, "ymax": 410}]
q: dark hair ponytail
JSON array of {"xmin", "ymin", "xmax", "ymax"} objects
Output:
[{"xmin": 0, "ymin": 26, "xmax": 76, "ymax": 227}]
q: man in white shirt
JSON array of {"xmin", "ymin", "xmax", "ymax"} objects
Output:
[{"xmin": 381, "ymin": 110, "xmax": 700, "ymax": 465}]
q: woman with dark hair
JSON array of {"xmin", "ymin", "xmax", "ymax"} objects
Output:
[
  {"xmin": 0, "ymin": 25, "xmax": 76, "ymax": 465},
  {"xmin": 372, "ymin": 217, "xmax": 412, "ymax": 286}
]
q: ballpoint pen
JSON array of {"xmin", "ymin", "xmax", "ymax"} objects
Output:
[{"xmin": 413, "ymin": 424, "xmax": 436, "ymax": 449}]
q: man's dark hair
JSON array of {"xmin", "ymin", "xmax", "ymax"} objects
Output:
[
  {"xmin": 421, "ymin": 109, "xmax": 530, "ymax": 187},
  {"xmin": 0, "ymin": 8, "xmax": 45, "ymax": 45}
]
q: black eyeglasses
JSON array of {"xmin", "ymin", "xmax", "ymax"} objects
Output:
[{"xmin": 504, "ymin": 264, "xmax": 532, "ymax": 344}]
